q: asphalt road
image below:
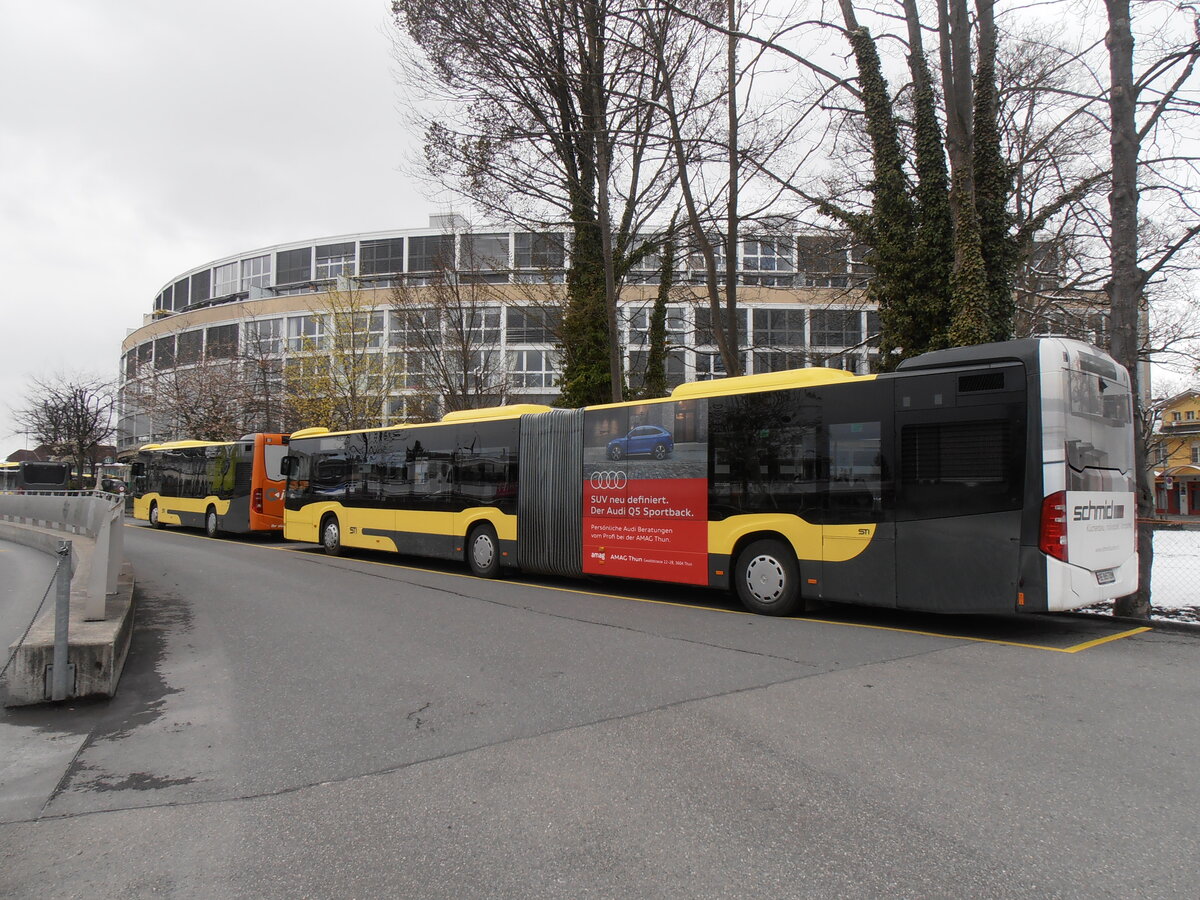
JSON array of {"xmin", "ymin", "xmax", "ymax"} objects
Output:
[{"xmin": 1, "ymin": 520, "xmax": 1197, "ymax": 898}]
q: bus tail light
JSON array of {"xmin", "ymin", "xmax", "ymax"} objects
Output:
[
  {"xmin": 1039, "ymin": 491, "xmax": 1068, "ymax": 561},
  {"xmin": 253, "ymin": 488, "xmax": 263, "ymax": 514}
]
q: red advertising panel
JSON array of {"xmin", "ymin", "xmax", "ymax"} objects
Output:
[{"xmin": 582, "ymin": 400, "xmax": 709, "ymax": 585}]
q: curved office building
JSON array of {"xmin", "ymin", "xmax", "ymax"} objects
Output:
[{"xmin": 119, "ymin": 215, "xmax": 883, "ymax": 454}]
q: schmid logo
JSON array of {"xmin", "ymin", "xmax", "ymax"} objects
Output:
[{"xmin": 1072, "ymin": 502, "xmax": 1125, "ymax": 522}]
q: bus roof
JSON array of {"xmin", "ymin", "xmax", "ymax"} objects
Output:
[
  {"xmin": 290, "ymin": 404, "xmax": 555, "ymax": 441},
  {"xmin": 668, "ymin": 366, "xmax": 862, "ymax": 401},
  {"xmin": 139, "ymin": 439, "xmax": 234, "ymax": 451}
]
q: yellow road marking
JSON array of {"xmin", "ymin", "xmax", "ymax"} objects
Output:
[
  {"xmin": 1059, "ymin": 626, "xmax": 1152, "ymax": 653},
  {"xmin": 132, "ymin": 524, "xmax": 1155, "ymax": 653}
]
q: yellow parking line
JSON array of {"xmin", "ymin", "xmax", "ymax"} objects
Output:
[
  {"xmin": 143, "ymin": 526, "xmax": 1155, "ymax": 653},
  {"xmin": 1060, "ymin": 626, "xmax": 1152, "ymax": 653}
]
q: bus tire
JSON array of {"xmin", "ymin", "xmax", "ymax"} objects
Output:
[
  {"xmin": 321, "ymin": 515, "xmax": 342, "ymax": 556},
  {"xmin": 467, "ymin": 523, "xmax": 500, "ymax": 578},
  {"xmin": 205, "ymin": 507, "xmax": 220, "ymax": 538},
  {"xmin": 149, "ymin": 502, "xmax": 165, "ymax": 529},
  {"xmin": 734, "ymin": 538, "xmax": 803, "ymax": 616}
]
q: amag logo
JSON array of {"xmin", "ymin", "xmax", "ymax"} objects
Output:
[{"xmin": 1072, "ymin": 502, "xmax": 1126, "ymax": 522}]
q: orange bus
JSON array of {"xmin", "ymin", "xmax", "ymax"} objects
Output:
[{"xmin": 131, "ymin": 433, "xmax": 288, "ymax": 537}]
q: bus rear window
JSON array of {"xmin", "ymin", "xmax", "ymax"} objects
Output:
[
  {"xmin": 1065, "ymin": 369, "xmax": 1133, "ymax": 484},
  {"xmin": 22, "ymin": 463, "xmax": 67, "ymax": 487},
  {"xmin": 264, "ymin": 444, "xmax": 288, "ymax": 482}
]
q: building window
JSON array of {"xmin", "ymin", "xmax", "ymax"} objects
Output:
[
  {"xmin": 695, "ymin": 306, "xmax": 746, "ymax": 346},
  {"xmin": 627, "ymin": 349, "xmax": 686, "ymax": 391},
  {"xmin": 1188, "ymin": 411, "xmax": 1196, "ymax": 421},
  {"xmin": 461, "ymin": 233, "xmax": 510, "ymax": 281},
  {"xmin": 173, "ymin": 277, "xmax": 190, "ymax": 311},
  {"xmin": 796, "ymin": 235, "xmax": 849, "ymax": 287},
  {"xmin": 810, "ymin": 309, "xmax": 863, "ymax": 347},
  {"xmin": 625, "ymin": 235, "xmax": 664, "ymax": 285},
  {"xmin": 360, "ymin": 238, "xmax": 405, "ymax": 276},
  {"xmin": 154, "ymin": 337, "xmax": 175, "ymax": 370},
  {"xmin": 276, "ymin": 247, "xmax": 312, "ymax": 285},
  {"xmin": 245, "ymin": 318, "xmax": 283, "ymax": 356},
  {"xmin": 687, "ymin": 236, "xmax": 725, "ymax": 277},
  {"xmin": 454, "ymin": 307, "xmax": 500, "ymax": 343},
  {"xmin": 408, "ymin": 235, "xmax": 454, "ymax": 273},
  {"xmin": 241, "ymin": 255, "xmax": 271, "ymax": 291},
  {"xmin": 753, "ymin": 350, "xmax": 806, "ymax": 373},
  {"xmin": 213, "ymin": 262, "xmax": 239, "ymax": 297},
  {"xmin": 742, "ymin": 238, "xmax": 795, "ymax": 286},
  {"xmin": 753, "ymin": 308, "xmax": 805, "ymax": 347},
  {"xmin": 390, "ymin": 308, "xmax": 439, "ymax": 348},
  {"xmin": 316, "ymin": 243, "xmax": 356, "ymax": 279},
  {"xmin": 206, "ymin": 324, "xmax": 239, "ymax": 359},
  {"xmin": 334, "ymin": 311, "xmax": 385, "ymax": 350},
  {"xmin": 515, "ymin": 232, "xmax": 565, "ymax": 269},
  {"xmin": 505, "ymin": 307, "xmax": 559, "ymax": 343},
  {"xmin": 190, "ymin": 269, "xmax": 211, "ymax": 305},
  {"xmin": 137, "ymin": 342, "xmax": 153, "ymax": 371},
  {"xmin": 1192, "ymin": 445, "xmax": 1200, "ymax": 464},
  {"xmin": 287, "ymin": 315, "xmax": 326, "ymax": 351},
  {"xmin": 177, "ymin": 330, "xmax": 203, "ymax": 365},
  {"xmin": 626, "ymin": 307, "xmax": 686, "ymax": 346},
  {"xmin": 695, "ymin": 350, "xmax": 748, "ymax": 380},
  {"xmin": 508, "ymin": 349, "xmax": 557, "ymax": 388},
  {"xmin": 1173, "ymin": 412, "xmax": 1183, "ymax": 422}
]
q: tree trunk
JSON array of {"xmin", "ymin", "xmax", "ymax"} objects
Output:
[{"xmin": 1106, "ymin": 0, "xmax": 1152, "ymax": 619}]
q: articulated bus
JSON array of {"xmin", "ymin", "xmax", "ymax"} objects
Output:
[
  {"xmin": 132, "ymin": 433, "xmax": 289, "ymax": 537},
  {"xmin": 0, "ymin": 460, "xmax": 71, "ymax": 492},
  {"xmin": 282, "ymin": 338, "xmax": 1137, "ymax": 616}
]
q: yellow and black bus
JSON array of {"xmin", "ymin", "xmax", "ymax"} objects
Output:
[
  {"xmin": 282, "ymin": 338, "xmax": 1138, "ymax": 616},
  {"xmin": 0, "ymin": 460, "xmax": 71, "ymax": 492},
  {"xmin": 132, "ymin": 434, "xmax": 289, "ymax": 537}
]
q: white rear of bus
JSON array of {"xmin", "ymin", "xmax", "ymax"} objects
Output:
[{"xmin": 1038, "ymin": 340, "xmax": 1138, "ymax": 611}]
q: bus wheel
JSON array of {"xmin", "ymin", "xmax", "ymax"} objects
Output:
[
  {"xmin": 734, "ymin": 538, "xmax": 802, "ymax": 616},
  {"xmin": 321, "ymin": 515, "xmax": 342, "ymax": 556},
  {"xmin": 467, "ymin": 523, "xmax": 500, "ymax": 578},
  {"xmin": 205, "ymin": 507, "xmax": 220, "ymax": 538},
  {"xmin": 149, "ymin": 502, "xmax": 165, "ymax": 529}
]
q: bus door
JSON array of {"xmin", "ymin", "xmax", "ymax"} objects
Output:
[
  {"xmin": 892, "ymin": 366, "xmax": 1027, "ymax": 613},
  {"xmin": 816, "ymin": 387, "xmax": 896, "ymax": 608}
]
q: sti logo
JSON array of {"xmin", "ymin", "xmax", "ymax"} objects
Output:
[{"xmin": 1072, "ymin": 501, "xmax": 1126, "ymax": 522}]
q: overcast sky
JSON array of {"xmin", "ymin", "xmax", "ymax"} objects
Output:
[{"xmin": 0, "ymin": 1, "xmax": 445, "ymax": 451}]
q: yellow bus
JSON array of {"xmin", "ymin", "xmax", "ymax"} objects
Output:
[
  {"xmin": 131, "ymin": 434, "xmax": 289, "ymax": 537},
  {"xmin": 282, "ymin": 338, "xmax": 1138, "ymax": 616}
]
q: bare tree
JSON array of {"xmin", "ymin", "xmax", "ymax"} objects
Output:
[
  {"xmin": 14, "ymin": 372, "xmax": 115, "ymax": 482},
  {"xmin": 285, "ymin": 280, "xmax": 401, "ymax": 432},
  {"xmin": 126, "ymin": 357, "xmax": 255, "ymax": 441},
  {"xmin": 391, "ymin": 0, "xmax": 682, "ymax": 405}
]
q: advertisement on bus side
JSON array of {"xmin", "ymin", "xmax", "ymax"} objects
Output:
[{"xmin": 581, "ymin": 400, "xmax": 709, "ymax": 585}]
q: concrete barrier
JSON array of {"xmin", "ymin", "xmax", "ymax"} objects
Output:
[{"xmin": 1, "ymin": 493, "xmax": 136, "ymax": 707}]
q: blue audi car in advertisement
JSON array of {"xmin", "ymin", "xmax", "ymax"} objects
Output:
[{"xmin": 606, "ymin": 425, "xmax": 675, "ymax": 460}]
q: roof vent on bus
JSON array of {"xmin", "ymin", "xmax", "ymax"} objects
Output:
[{"xmin": 958, "ymin": 372, "xmax": 1005, "ymax": 393}]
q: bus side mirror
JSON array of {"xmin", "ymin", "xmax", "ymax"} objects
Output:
[
  {"xmin": 280, "ymin": 456, "xmax": 295, "ymax": 476},
  {"xmin": 130, "ymin": 463, "xmax": 145, "ymax": 478}
]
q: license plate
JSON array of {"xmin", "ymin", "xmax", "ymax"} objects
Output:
[{"xmin": 1096, "ymin": 569, "xmax": 1116, "ymax": 585}]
